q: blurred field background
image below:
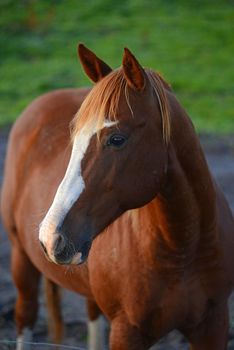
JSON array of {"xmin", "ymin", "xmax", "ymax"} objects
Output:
[{"xmin": 0, "ymin": 0, "xmax": 233, "ymax": 132}]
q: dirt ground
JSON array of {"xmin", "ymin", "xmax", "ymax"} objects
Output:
[{"xmin": 0, "ymin": 127, "xmax": 233, "ymax": 350}]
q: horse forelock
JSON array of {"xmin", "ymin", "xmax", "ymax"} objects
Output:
[{"xmin": 71, "ymin": 68, "xmax": 171, "ymax": 144}]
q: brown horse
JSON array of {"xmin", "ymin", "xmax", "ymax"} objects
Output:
[{"xmin": 1, "ymin": 44, "xmax": 234, "ymax": 350}]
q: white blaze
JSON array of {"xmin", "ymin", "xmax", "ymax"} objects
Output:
[{"xmin": 39, "ymin": 120, "xmax": 117, "ymax": 257}]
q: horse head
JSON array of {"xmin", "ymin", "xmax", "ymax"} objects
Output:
[{"xmin": 39, "ymin": 44, "xmax": 170, "ymax": 265}]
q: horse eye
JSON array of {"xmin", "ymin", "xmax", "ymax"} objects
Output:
[{"xmin": 107, "ymin": 134, "xmax": 126, "ymax": 147}]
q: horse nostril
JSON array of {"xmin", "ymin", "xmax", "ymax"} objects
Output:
[
  {"xmin": 54, "ymin": 234, "xmax": 66, "ymax": 254},
  {"xmin": 40, "ymin": 241, "xmax": 47, "ymax": 255},
  {"xmin": 81, "ymin": 241, "xmax": 92, "ymax": 260}
]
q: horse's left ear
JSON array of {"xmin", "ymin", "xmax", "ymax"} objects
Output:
[
  {"xmin": 122, "ymin": 48, "xmax": 145, "ymax": 91},
  {"xmin": 78, "ymin": 43, "xmax": 112, "ymax": 83}
]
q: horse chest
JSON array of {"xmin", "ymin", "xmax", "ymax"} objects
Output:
[
  {"xmin": 124, "ymin": 275, "xmax": 188, "ymax": 333},
  {"xmin": 91, "ymin": 257, "xmax": 188, "ymax": 336},
  {"xmin": 88, "ymin": 226, "xmax": 231, "ymax": 338}
]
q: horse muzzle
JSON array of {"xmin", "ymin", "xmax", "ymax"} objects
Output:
[{"xmin": 39, "ymin": 227, "xmax": 92, "ymax": 265}]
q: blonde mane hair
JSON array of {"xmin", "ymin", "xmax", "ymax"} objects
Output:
[{"xmin": 71, "ymin": 68, "xmax": 171, "ymax": 144}]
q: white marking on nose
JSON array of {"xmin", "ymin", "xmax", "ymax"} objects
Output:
[{"xmin": 39, "ymin": 119, "xmax": 118, "ymax": 257}]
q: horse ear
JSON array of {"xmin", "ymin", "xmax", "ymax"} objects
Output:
[
  {"xmin": 122, "ymin": 48, "xmax": 145, "ymax": 91},
  {"xmin": 78, "ymin": 44, "xmax": 112, "ymax": 83}
]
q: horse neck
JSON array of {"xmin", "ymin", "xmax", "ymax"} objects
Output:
[{"xmin": 131, "ymin": 96, "xmax": 217, "ymax": 267}]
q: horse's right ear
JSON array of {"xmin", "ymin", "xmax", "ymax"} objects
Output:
[{"xmin": 78, "ymin": 44, "xmax": 112, "ymax": 83}]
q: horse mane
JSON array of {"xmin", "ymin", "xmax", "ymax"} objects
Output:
[{"xmin": 71, "ymin": 68, "xmax": 171, "ymax": 144}]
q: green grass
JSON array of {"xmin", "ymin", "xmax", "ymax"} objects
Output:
[{"xmin": 0, "ymin": 0, "xmax": 233, "ymax": 133}]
